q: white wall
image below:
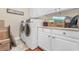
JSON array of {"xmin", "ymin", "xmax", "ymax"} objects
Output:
[
  {"xmin": 44, "ymin": 8, "xmax": 79, "ymax": 19},
  {"xmin": 29, "ymin": 8, "xmax": 56, "ymax": 17},
  {"xmin": 29, "ymin": 8, "xmax": 71, "ymax": 18},
  {"xmin": 0, "ymin": 8, "xmax": 30, "ymax": 38}
]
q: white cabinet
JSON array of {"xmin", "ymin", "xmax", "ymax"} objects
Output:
[
  {"xmin": 52, "ymin": 35, "xmax": 79, "ymax": 51},
  {"xmin": 38, "ymin": 33, "xmax": 51, "ymax": 50},
  {"xmin": 38, "ymin": 27, "xmax": 79, "ymax": 51},
  {"xmin": 51, "ymin": 29, "xmax": 79, "ymax": 51},
  {"xmin": 52, "ymin": 29, "xmax": 79, "ymax": 40},
  {"xmin": 38, "ymin": 28, "xmax": 52, "ymax": 50}
]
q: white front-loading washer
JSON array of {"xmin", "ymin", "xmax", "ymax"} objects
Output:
[{"xmin": 20, "ymin": 19, "xmax": 43, "ymax": 49}]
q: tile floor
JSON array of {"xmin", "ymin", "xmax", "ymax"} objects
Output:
[
  {"xmin": 11, "ymin": 39, "xmax": 44, "ymax": 51},
  {"xmin": 11, "ymin": 39, "xmax": 28, "ymax": 51}
]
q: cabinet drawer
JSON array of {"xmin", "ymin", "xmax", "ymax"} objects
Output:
[
  {"xmin": 38, "ymin": 28, "xmax": 51, "ymax": 34},
  {"xmin": 38, "ymin": 28, "xmax": 43, "ymax": 33},
  {"xmin": 0, "ymin": 39, "xmax": 10, "ymax": 51},
  {"xmin": 0, "ymin": 43, "xmax": 10, "ymax": 51},
  {"xmin": 0, "ymin": 39, "xmax": 10, "ymax": 44},
  {"xmin": 52, "ymin": 30, "xmax": 79, "ymax": 39},
  {"xmin": 43, "ymin": 28, "xmax": 51, "ymax": 34}
]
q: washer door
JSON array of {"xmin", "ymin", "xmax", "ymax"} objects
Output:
[{"xmin": 25, "ymin": 23, "xmax": 31, "ymax": 37}]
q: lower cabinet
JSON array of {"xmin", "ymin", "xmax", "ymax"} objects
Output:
[
  {"xmin": 0, "ymin": 39, "xmax": 10, "ymax": 51},
  {"xmin": 53, "ymin": 35, "xmax": 79, "ymax": 51},
  {"xmin": 38, "ymin": 33, "xmax": 52, "ymax": 50},
  {"xmin": 38, "ymin": 28, "xmax": 52, "ymax": 50},
  {"xmin": 38, "ymin": 28, "xmax": 79, "ymax": 51}
]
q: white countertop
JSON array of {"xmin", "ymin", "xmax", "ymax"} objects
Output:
[{"xmin": 39, "ymin": 26, "xmax": 79, "ymax": 31}]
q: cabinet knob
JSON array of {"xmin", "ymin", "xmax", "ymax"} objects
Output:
[
  {"xmin": 63, "ymin": 32, "xmax": 66, "ymax": 35},
  {"xmin": 52, "ymin": 36, "xmax": 55, "ymax": 39}
]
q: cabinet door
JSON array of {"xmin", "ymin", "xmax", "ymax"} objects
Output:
[
  {"xmin": 38, "ymin": 34, "xmax": 51, "ymax": 51},
  {"xmin": 38, "ymin": 28, "xmax": 52, "ymax": 50},
  {"xmin": 54, "ymin": 36, "xmax": 79, "ymax": 51},
  {"xmin": 51, "ymin": 37, "xmax": 55, "ymax": 50}
]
